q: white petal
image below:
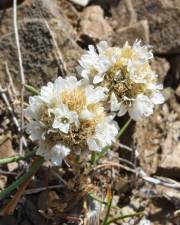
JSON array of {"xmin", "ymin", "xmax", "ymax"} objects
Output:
[
  {"xmin": 40, "ymin": 82, "xmax": 54, "ymax": 103},
  {"xmin": 128, "ymin": 94, "xmax": 153, "ymax": 121},
  {"xmin": 54, "ymin": 122, "xmax": 69, "ymax": 133},
  {"xmin": 151, "ymin": 92, "xmax": 165, "ymax": 104},
  {"xmin": 26, "ymin": 121, "xmax": 44, "ymax": 141},
  {"xmin": 87, "ymin": 137, "xmax": 102, "ymax": 152},
  {"xmin": 52, "ymin": 104, "xmax": 79, "ymax": 132},
  {"xmin": 93, "ymin": 75, "xmax": 104, "ymax": 84},
  {"xmin": 110, "ymin": 93, "xmax": 127, "ymax": 116},
  {"xmin": 88, "ymin": 116, "xmax": 119, "ymax": 151},
  {"xmin": 81, "ymin": 69, "xmax": 90, "ymax": 80},
  {"xmin": 25, "ymin": 96, "xmax": 45, "ymax": 120},
  {"xmin": 79, "ymin": 109, "xmax": 94, "ymax": 120},
  {"xmin": 110, "ymin": 92, "xmax": 120, "ymax": 111},
  {"xmin": 69, "ymin": 0, "xmax": 90, "ymax": 7},
  {"xmin": 118, "ymin": 103, "xmax": 127, "ymax": 117},
  {"xmin": 97, "ymin": 41, "xmax": 109, "ymax": 53},
  {"xmin": 51, "ymin": 144, "xmax": 70, "ymax": 166},
  {"xmin": 86, "ymin": 85, "xmax": 108, "ymax": 104},
  {"xmin": 70, "ymin": 111, "xmax": 80, "ymax": 128},
  {"xmin": 98, "ymin": 57, "xmax": 112, "ymax": 72},
  {"xmin": 148, "ymin": 83, "xmax": 163, "ymax": 90}
]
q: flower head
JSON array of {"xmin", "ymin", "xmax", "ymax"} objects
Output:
[
  {"xmin": 25, "ymin": 76, "xmax": 118, "ymax": 165},
  {"xmin": 78, "ymin": 40, "xmax": 165, "ymax": 121}
]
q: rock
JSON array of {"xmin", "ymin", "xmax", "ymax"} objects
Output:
[
  {"xmin": 132, "ymin": 0, "xmax": 180, "ymax": 54},
  {"xmin": 151, "ymin": 57, "xmax": 170, "ymax": 83},
  {"xmin": 0, "ymin": 134, "xmax": 15, "ymax": 158},
  {"xmin": 110, "ymin": 0, "xmax": 137, "ymax": 29},
  {"xmin": 134, "ymin": 101, "xmax": 180, "ymax": 177},
  {"xmin": 57, "ymin": 0, "xmax": 80, "ymax": 28},
  {"xmin": 0, "ymin": 134, "xmax": 18, "ymax": 171},
  {"xmin": 111, "ymin": 20, "xmax": 149, "ymax": 47},
  {"xmin": 0, "ymin": 0, "xmax": 83, "ymax": 89},
  {"xmin": 158, "ymin": 121, "xmax": 180, "ymax": 176},
  {"xmin": 80, "ymin": 5, "xmax": 113, "ymax": 40}
]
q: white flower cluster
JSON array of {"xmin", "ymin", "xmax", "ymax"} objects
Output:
[
  {"xmin": 26, "ymin": 40, "xmax": 164, "ymax": 165},
  {"xmin": 79, "ymin": 40, "xmax": 165, "ymax": 121},
  {"xmin": 25, "ymin": 76, "xmax": 118, "ymax": 165}
]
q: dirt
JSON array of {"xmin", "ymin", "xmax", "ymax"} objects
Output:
[{"xmin": 0, "ymin": 0, "xmax": 179, "ymax": 225}]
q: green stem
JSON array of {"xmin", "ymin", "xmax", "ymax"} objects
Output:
[
  {"xmin": 0, "ymin": 157, "xmax": 44, "ymax": 200},
  {"xmin": 117, "ymin": 118, "xmax": 132, "ymax": 138},
  {"xmin": 106, "ymin": 211, "xmax": 144, "ymax": 225},
  {"xmin": 94, "ymin": 146, "xmax": 110, "ymax": 164},
  {"xmin": 102, "ymin": 193, "xmax": 113, "ymax": 225},
  {"xmin": 25, "ymin": 84, "xmax": 39, "ymax": 95},
  {"xmin": 91, "ymin": 152, "xmax": 97, "ymax": 165},
  {"xmin": 0, "ymin": 150, "xmax": 36, "ymax": 165},
  {"xmin": 89, "ymin": 193, "xmax": 120, "ymax": 210}
]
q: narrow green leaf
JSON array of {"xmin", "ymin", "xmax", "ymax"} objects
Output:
[
  {"xmin": 93, "ymin": 146, "xmax": 110, "ymax": 164},
  {"xmin": 91, "ymin": 151, "xmax": 97, "ymax": 165},
  {"xmin": 0, "ymin": 157, "xmax": 44, "ymax": 200},
  {"xmin": 117, "ymin": 117, "xmax": 132, "ymax": 138},
  {"xmin": 25, "ymin": 84, "xmax": 39, "ymax": 95},
  {"xmin": 0, "ymin": 150, "xmax": 36, "ymax": 165},
  {"xmin": 88, "ymin": 193, "xmax": 120, "ymax": 210},
  {"xmin": 102, "ymin": 189, "xmax": 113, "ymax": 225},
  {"xmin": 106, "ymin": 211, "xmax": 144, "ymax": 225}
]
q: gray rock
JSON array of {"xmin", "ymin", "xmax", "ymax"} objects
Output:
[
  {"xmin": 0, "ymin": 0, "xmax": 83, "ymax": 89},
  {"xmin": 132, "ymin": 0, "xmax": 180, "ymax": 54},
  {"xmin": 111, "ymin": 20, "xmax": 149, "ymax": 47},
  {"xmin": 80, "ymin": 5, "xmax": 113, "ymax": 40},
  {"xmin": 110, "ymin": 0, "xmax": 137, "ymax": 29},
  {"xmin": 151, "ymin": 57, "xmax": 170, "ymax": 83}
]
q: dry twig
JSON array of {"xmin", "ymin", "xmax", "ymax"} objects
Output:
[
  {"xmin": 13, "ymin": 0, "xmax": 25, "ymax": 154},
  {"xmin": 5, "ymin": 62, "xmax": 18, "ymax": 97},
  {"xmin": 24, "ymin": 184, "xmax": 64, "ymax": 195},
  {"xmin": 92, "ymin": 162, "xmax": 180, "ymax": 190},
  {"xmin": 44, "ymin": 19, "xmax": 67, "ymax": 77},
  {"xmin": 0, "ymin": 87, "xmax": 27, "ymax": 147}
]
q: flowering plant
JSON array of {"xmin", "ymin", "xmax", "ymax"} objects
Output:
[
  {"xmin": 24, "ymin": 40, "xmax": 164, "ymax": 167},
  {"xmin": 0, "ymin": 40, "xmax": 165, "ymax": 224},
  {"xmin": 79, "ymin": 40, "xmax": 164, "ymax": 121},
  {"xmin": 25, "ymin": 76, "xmax": 118, "ymax": 165}
]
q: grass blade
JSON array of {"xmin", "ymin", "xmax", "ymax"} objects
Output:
[
  {"xmin": 106, "ymin": 211, "xmax": 144, "ymax": 224},
  {"xmin": 102, "ymin": 188, "xmax": 113, "ymax": 225},
  {"xmin": 0, "ymin": 157, "xmax": 44, "ymax": 200},
  {"xmin": 0, "ymin": 150, "xmax": 36, "ymax": 165},
  {"xmin": 117, "ymin": 118, "xmax": 132, "ymax": 138},
  {"xmin": 25, "ymin": 84, "xmax": 39, "ymax": 95}
]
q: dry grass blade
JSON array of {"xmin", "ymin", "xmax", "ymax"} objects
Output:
[{"xmin": 13, "ymin": 0, "xmax": 25, "ymax": 155}]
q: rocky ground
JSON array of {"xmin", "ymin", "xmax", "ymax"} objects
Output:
[{"xmin": 0, "ymin": 0, "xmax": 179, "ymax": 224}]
